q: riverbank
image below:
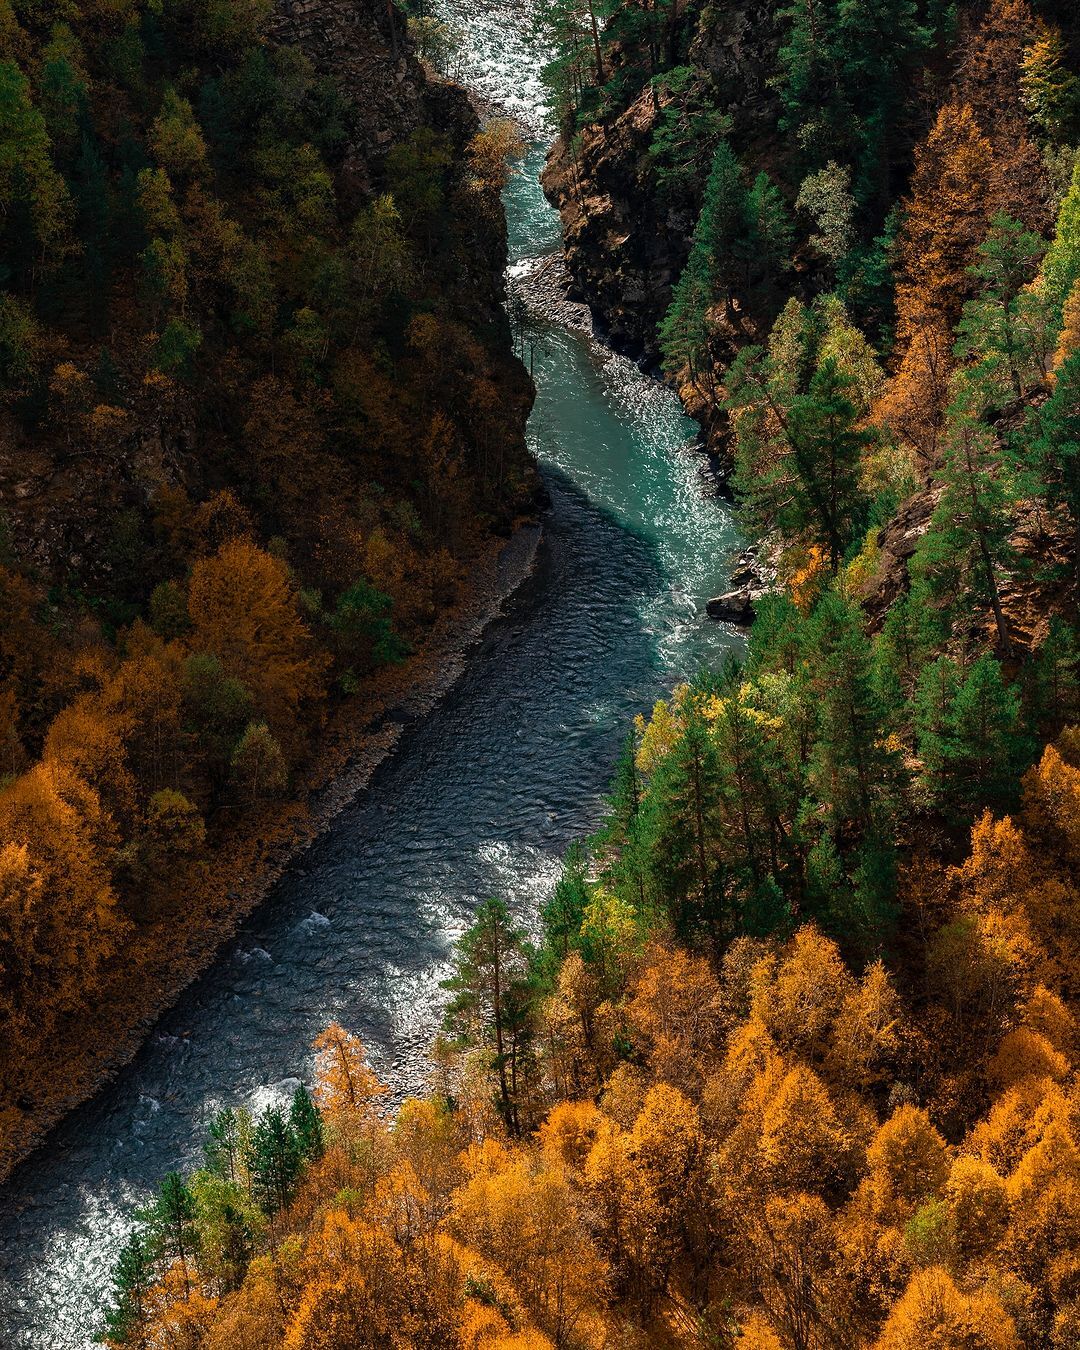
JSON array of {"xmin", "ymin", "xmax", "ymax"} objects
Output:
[{"xmin": 0, "ymin": 518, "xmax": 545, "ymax": 1185}]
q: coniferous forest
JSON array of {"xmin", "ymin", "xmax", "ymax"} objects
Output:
[{"xmin": 6, "ymin": 0, "xmax": 1080, "ymax": 1345}]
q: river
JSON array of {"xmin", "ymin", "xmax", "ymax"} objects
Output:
[{"xmin": 0, "ymin": 4, "xmax": 740, "ymax": 1343}]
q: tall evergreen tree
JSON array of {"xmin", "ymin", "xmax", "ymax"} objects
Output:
[
  {"xmin": 954, "ymin": 213, "xmax": 1051, "ymax": 402},
  {"xmin": 289, "ymin": 1084, "xmax": 324, "ymax": 1163},
  {"xmin": 639, "ymin": 700, "xmax": 727, "ymax": 945},
  {"xmin": 734, "ymin": 353, "xmax": 873, "ymax": 570},
  {"xmin": 941, "ymin": 654, "xmax": 1031, "ymax": 817},
  {"xmin": 101, "ymin": 1230, "xmax": 154, "ymax": 1349},
  {"xmin": 660, "ymin": 141, "xmax": 749, "ymax": 377},
  {"xmin": 1023, "ymin": 347, "xmax": 1080, "ymax": 599},
  {"xmin": 541, "ymin": 842, "xmax": 591, "ymax": 959},
  {"xmin": 442, "ymin": 898, "xmax": 534, "ymax": 1134},
  {"xmin": 916, "ymin": 392, "xmax": 1016, "ymax": 653},
  {"xmin": 140, "ymin": 1171, "xmax": 197, "ymax": 1292},
  {"xmin": 245, "ymin": 1107, "xmax": 303, "ymax": 1218}
]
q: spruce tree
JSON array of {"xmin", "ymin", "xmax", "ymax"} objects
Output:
[
  {"xmin": 246, "ymin": 1106, "xmax": 303, "ymax": 1218},
  {"xmin": 289, "ymin": 1084, "xmax": 324, "ymax": 1162},
  {"xmin": 140, "ymin": 1171, "xmax": 197, "ymax": 1292}
]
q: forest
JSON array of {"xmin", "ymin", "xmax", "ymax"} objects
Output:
[
  {"xmin": 9, "ymin": 0, "xmax": 1080, "ymax": 1343},
  {"xmin": 0, "ymin": 0, "xmax": 538, "ymax": 1169}
]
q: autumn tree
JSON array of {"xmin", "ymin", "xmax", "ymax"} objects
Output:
[
  {"xmin": 952, "ymin": 0, "xmax": 1048, "ymax": 229},
  {"xmin": 312, "ymin": 1022, "xmax": 387, "ymax": 1124},
  {"xmin": 585, "ymin": 1084, "xmax": 705, "ymax": 1311},
  {"xmin": 875, "ymin": 1267, "xmax": 1018, "ymax": 1348},
  {"xmin": 187, "ymin": 538, "xmax": 325, "ymax": 747},
  {"xmin": 895, "ymin": 103, "xmax": 995, "ymax": 342}
]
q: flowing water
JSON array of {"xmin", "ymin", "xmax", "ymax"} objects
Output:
[{"xmin": 0, "ymin": 5, "xmax": 740, "ymax": 1343}]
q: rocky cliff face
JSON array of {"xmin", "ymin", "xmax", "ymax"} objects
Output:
[
  {"xmin": 541, "ymin": 0, "xmax": 782, "ymax": 368},
  {"xmin": 269, "ymin": 0, "xmax": 515, "ymax": 333}
]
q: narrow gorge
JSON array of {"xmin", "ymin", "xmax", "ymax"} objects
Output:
[{"xmin": 0, "ymin": 1, "xmax": 739, "ymax": 1342}]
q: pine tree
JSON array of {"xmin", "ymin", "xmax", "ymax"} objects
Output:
[
  {"xmin": 541, "ymin": 842, "xmax": 591, "ymax": 960},
  {"xmin": 660, "ymin": 141, "xmax": 749, "ymax": 379},
  {"xmin": 639, "ymin": 701, "xmax": 727, "ymax": 945},
  {"xmin": 942, "ymin": 654, "xmax": 1030, "ymax": 817},
  {"xmin": 1021, "ymin": 21, "xmax": 1078, "ymax": 145},
  {"xmin": 593, "ymin": 732, "xmax": 652, "ymax": 912},
  {"xmin": 805, "ymin": 590, "xmax": 897, "ymax": 837},
  {"xmin": 954, "ymin": 214, "xmax": 1052, "ymax": 402},
  {"xmin": 874, "ymin": 587, "xmax": 940, "ymax": 741},
  {"xmin": 777, "ymin": 0, "xmax": 929, "ymax": 202},
  {"xmin": 735, "ymin": 354, "xmax": 873, "ymax": 571},
  {"xmin": 648, "ymin": 67, "xmax": 730, "ymax": 207},
  {"xmin": 744, "ymin": 171, "xmax": 795, "ymax": 290},
  {"xmin": 659, "ymin": 253, "xmax": 711, "ymax": 380},
  {"xmin": 914, "ymin": 654, "xmax": 961, "ymax": 805},
  {"xmin": 1041, "ymin": 159, "xmax": 1080, "ymax": 312},
  {"xmin": 835, "ymin": 0, "xmax": 930, "ymax": 205},
  {"xmin": 204, "ymin": 1105, "xmax": 249, "ymax": 1182},
  {"xmin": 1023, "ymin": 347, "xmax": 1080, "ymax": 600},
  {"xmin": 1025, "ymin": 619, "xmax": 1080, "ymax": 735},
  {"xmin": 916, "ymin": 391, "xmax": 1016, "ymax": 653},
  {"xmin": 442, "ymin": 898, "xmax": 534, "ymax": 1133}
]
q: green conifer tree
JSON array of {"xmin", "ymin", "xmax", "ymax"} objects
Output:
[
  {"xmin": 289, "ymin": 1084, "xmax": 324, "ymax": 1162},
  {"xmin": 245, "ymin": 1106, "xmax": 302, "ymax": 1218},
  {"xmin": 100, "ymin": 1230, "xmax": 154, "ymax": 1348},
  {"xmin": 140, "ymin": 1171, "xmax": 197, "ymax": 1292},
  {"xmin": 442, "ymin": 898, "xmax": 534, "ymax": 1134}
]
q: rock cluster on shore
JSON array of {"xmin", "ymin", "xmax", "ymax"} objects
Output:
[{"xmin": 706, "ymin": 545, "xmax": 777, "ymax": 626}]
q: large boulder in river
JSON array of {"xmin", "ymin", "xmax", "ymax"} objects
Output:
[{"xmin": 707, "ymin": 587, "xmax": 759, "ymax": 625}]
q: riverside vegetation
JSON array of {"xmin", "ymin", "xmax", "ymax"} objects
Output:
[{"xmin": 32, "ymin": 0, "xmax": 1080, "ymax": 1345}]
